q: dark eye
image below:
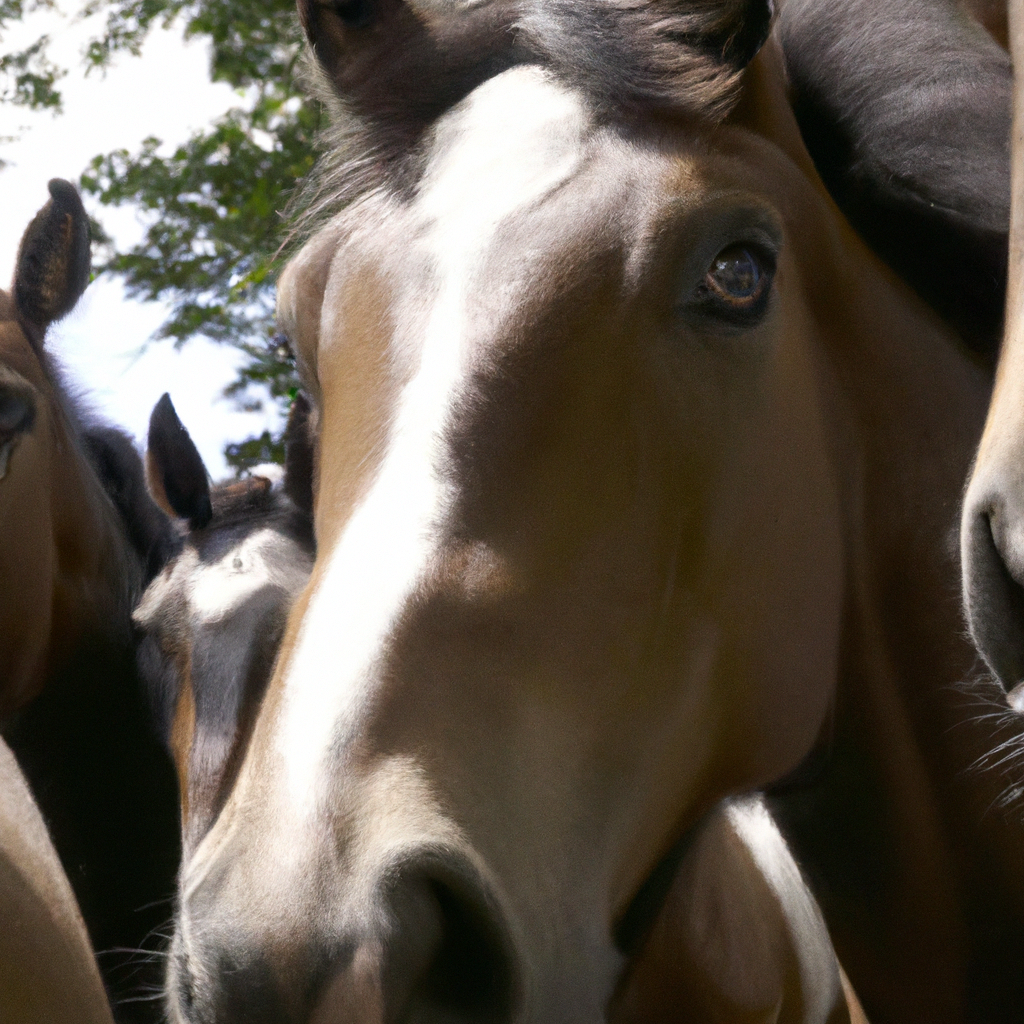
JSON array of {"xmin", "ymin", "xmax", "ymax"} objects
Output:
[
  {"xmin": 329, "ymin": 0, "xmax": 374, "ymax": 27},
  {"xmin": 696, "ymin": 245, "xmax": 774, "ymax": 322}
]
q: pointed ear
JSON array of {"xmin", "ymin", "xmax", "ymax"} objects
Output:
[
  {"xmin": 146, "ymin": 393, "xmax": 212, "ymax": 530},
  {"xmin": 297, "ymin": 0, "xmax": 516, "ymax": 138},
  {"xmin": 284, "ymin": 391, "xmax": 316, "ymax": 520},
  {"xmin": 84, "ymin": 426, "xmax": 178, "ymax": 582},
  {"xmin": 13, "ymin": 179, "xmax": 91, "ymax": 331}
]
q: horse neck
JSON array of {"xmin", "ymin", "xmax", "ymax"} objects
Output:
[{"xmin": 771, "ymin": 250, "xmax": 1024, "ymax": 1022}]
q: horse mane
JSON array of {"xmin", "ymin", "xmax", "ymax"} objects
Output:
[
  {"xmin": 39, "ymin": 348, "xmax": 176, "ymax": 591},
  {"xmin": 778, "ymin": 0, "xmax": 1010, "ymax": 353},
  {"xmin": 289, "ymin": 0, "xmax": 772, "ymax": 246},
  {"xmin": 201, "ymin": 476, "xmax": 314, "ymax": 549}
]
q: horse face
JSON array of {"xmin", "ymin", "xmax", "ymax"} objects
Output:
[
  {"xmin": 168, "ymin": 62, "xmax": 850, "ymax": 1023},
  {"xmin": 0, "ymin": 292, "xmax": 55, "ymax": 712},
  {"xmin": 135, "ymin": 396, "xmax": 314, "ymax": 855},
  {"xmin": 0, "ymin": 179, "xmax": 92, "ymax": 714}
]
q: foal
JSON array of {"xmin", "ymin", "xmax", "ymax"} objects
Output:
[{"xmin": 0, "ymin": 179, "xmax": 179, "ymax": 1023}]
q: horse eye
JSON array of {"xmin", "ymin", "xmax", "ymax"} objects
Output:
[
  {"xmin": 330, "ymin": 0, "xmax": 374, "ymax": 27},
  {"xmin": 697, "ymin": 245, "xmax": 774, "ymax": 320}
]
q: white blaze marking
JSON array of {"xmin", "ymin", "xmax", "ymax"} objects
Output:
[
  {"xmin": 277, "ymin": 67, "xmax": 590, "ymax": 811},
  {"xmin": 133, "ymin": 527, "xmax": 312, "ymax": 631},
  {"xmin": 190, "ymin": 528, "xmax": 311, "ymax": 622}
]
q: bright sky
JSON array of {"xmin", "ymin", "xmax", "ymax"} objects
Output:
[{"xmin": 0, "ymin": 6, "xmax": 285, "ymax": 477}]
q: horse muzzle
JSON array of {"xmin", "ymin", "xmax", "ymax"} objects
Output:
[
  {"xmin": 167, "ymin": 845, "xmax": 521, "ymax": 1024},
  {"xmin": 962, "ymin": 469, "xmax": 1024, "ymax": 707}
]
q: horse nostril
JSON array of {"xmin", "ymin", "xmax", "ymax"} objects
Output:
[
  {"xmin": 312, "ymin": 865, "xmax": 518, "ymax": 1024},
  {"xmin": 406, "ymin": 877, "xmax": 517, "ymax": 1022},
  {"xmin": 963, "ymin": 494, "xmax": 1024, "ymax": 694}
]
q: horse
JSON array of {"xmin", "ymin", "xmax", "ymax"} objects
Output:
[
  {"xmin": 134, "ymin": 393, "xmax": 316, "ymax": 858},
  {"xmin": 0, "ymin": 736, "xmax": 114, "ymax": 1024},
  {"xmin": 962, "ymin": 0, "xmax": 1024, "ymax": 682},
  {"xmin": 156, "ymin": 2, "xmax": 1022, "ymax": 1022},
  {"xmin": 0, "ymin": 179, "xmax": 181, "ymax": 1023},
  {"xmin": 134, "ymin": 392, "xmax": 868, "ymax": 1023}
]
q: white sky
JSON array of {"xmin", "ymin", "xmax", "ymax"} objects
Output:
[{"xmin": 0, "ymin": 6, "xmax": 285, "ymax": 477}]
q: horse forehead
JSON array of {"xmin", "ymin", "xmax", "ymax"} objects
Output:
[
  {"xmin": 189, "ymin": 527, "xmax": 311, "ymax": 621},
  {"xmin": 414, "ymin": 66, "xmax": 592, "ymax": 239},
  {"xmin": 134, "ymin": 526, "xmax": 311, "ymax": 630}
]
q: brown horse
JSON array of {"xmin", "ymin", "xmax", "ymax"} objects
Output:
[
  {"xmin": 135, "ymin": 394, "xmax": 864, "ymax": 1023},
  {"xmin": 159, "ymin": 3, "xmax": 1020, "ymax": 1023},
  {"xmin": 0, "ymin": 180, "xmax": 180, "ymax": 1023}
]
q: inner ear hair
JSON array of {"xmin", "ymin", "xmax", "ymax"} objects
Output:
[
  {"xmin": 146, "ymin": 393, "xmax": 213, "ymax": 530},
  {"xmin": 13, "ymin": 178, "xmax": 91, "ymax": 331}
]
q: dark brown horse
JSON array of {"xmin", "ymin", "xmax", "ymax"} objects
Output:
[
  {"xmin": 156, "ymin": 3, "xmax": 1021, "ymax": 1023},
  {"xmin": 0, "ymin": 180, "xmax": 180, "ymax": 1023}
]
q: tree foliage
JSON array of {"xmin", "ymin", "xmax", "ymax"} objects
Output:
[
  {"xmin": 2, "ymin": 0, "xmax": 319, "ymax": 469},
  {"xmin": 0, "ymin": 0, "xmax": 64, "ymax": 119},
  {"xmin": 79, "ymin": 0, "xmax": 318, "ymax": 470}
]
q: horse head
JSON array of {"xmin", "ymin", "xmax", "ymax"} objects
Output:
[
  {"xmin": 164, "ymin": 2, "xmax": 998, "ymax": 1021},
  {"xmin": 136, "ymin": 393, "xmax": 315, "ymax": 856},
  {"xmin": 0, "ymin": 180, "xmax": 180, "ymax": 1022}
]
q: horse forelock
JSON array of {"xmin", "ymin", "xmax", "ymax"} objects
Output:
[
  {"xmin": 517, "ymin": 0, "xmax": 772, "ymax": 118},
  {"xmin": 290, "ymin": 0, "xmax": 773, "ymax": 245}
]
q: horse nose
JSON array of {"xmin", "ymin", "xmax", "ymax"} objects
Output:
[
  {"xmin": 312, "ymin": 867, "xmax": 519, "ymax": 1024},
  {"xmin": 176, "ymin": 856, "xmax": 519, "ymax": 1024},
  {"xmin": 962, "ymin": 478, "xmax": 1024, "ymax": 705}
]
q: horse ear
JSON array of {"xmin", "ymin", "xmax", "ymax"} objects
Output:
[
  {"xmin": 298, "ymin": 0, "xmax": 516, "ymax": 133},
  {"xmin": 146, "ymin": 393, "xmax": 213, "ymax": 530},
  {"xmin": 13, "ymin": 179, "xmax": 91, "ymax": 331},
  {"xmin": 84, "ymin": 426, "xmax": 178, "ymax": 583},
  {"xmin": 778, "ymin": 0, "xmax": 1011, "ymax": 354},
  {"xmin": 284, "ymin": 391, "xmax": 316, "ymax": 521}
]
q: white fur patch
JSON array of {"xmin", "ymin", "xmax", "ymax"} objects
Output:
[
  {"xmin": 134, "ymin": 528, "xmax": 312, "ymax": 631},
  {"xmin": 190, "ymin": 529, "xmax": 310, "ymax": 623},
  {"xmin": 276, "ymin": 66, "xmax": 591, "ymax": 812}
]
